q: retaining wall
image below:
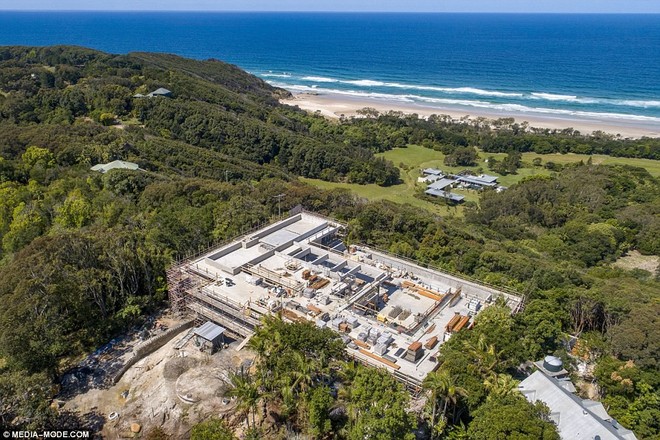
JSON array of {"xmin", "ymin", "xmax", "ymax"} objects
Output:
[{"xmin": 111, "ymin": 319, "xmax": 195, "ymax": 385}]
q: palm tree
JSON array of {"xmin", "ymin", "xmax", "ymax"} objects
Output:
[
  {"xmin": 290, "ymin": 351, "xmax": 318, "ymax": 395},
  {"xmin": 335, "ymin": 360, "xmax": 360, "ymax": 386},
  {"xmin": 227, "ymin": 371, "xmax": 261, "ymax": 429},
  {"xmin": 483, "ymin": 372, "xmax": 519, "ymax": 401},
  {"xmin": 463, "ymin": 334, "xmax": 501, "ymax": 376},
  {"xmin": 423, "ymin": 369, "xmax": 468, "ymax": 439}
]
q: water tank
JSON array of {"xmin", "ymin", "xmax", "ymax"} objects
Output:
[{"xmin": 543, "ymin": 355, "xmax": 563, "ymax": 372}]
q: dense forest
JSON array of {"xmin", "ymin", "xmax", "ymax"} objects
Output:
[{"xmin": 0, "ymin": 46, "xmax": 658, "ymax": 439}]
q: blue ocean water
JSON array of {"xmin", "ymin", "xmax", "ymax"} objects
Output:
[{"xmin": 1, "ymin": 12, "xmax": 659, "ymax": 123}]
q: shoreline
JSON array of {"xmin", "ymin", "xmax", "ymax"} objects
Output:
[{"xmin": 282, "ymin": 93, "xmax": 660, "ymax": 139}]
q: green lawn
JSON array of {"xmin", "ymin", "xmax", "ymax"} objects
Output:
[
  {"xmin": 299, "ymin": 177, "xmax": 463, "ymax": 216},
  {"xmin": 301, "ymin": 145, "xmax": 660, "ymax": 215},
  {"xmin": 519, "ymin": 152, "xmax": 660, "ymax": 177}
]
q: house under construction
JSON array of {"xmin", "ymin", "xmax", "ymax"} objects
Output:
[{"xmin": 167, "ymin": 211, "xmax": 522, "ymax": 390}]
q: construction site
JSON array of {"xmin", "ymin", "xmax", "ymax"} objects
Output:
[{"xmin": 167, "ymin": 210, "xmax": 522, "ymax": 390}]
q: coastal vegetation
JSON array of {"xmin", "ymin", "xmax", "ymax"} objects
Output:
[{"xmin": 0, "ymin": 46, "xmax": 658, "ymax": 438}]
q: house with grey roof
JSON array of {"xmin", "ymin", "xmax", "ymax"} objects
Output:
[
  {"xmin": 423, "ymin": 177, "xmax": 465, "ymax": 203},
  {"xmin": 519, "ymin": 361, "xmax": 637, "ymax": 440},
  {"xmin": 424, "ymin": 188, "xmax": 465, "ymax": 203},
  {"xmin": 428, "ymin": 178, "xmax": 457, "ymax": 191},
  {"xmin": 147, "ymin": 87, "xmax": 173, "ymax": 98},
  {"xmin": 422, "ymin": 168, "xmax": 443, "ymax": 176},
  {"xmin": 456, "ymin": 174, "xmax": 499, "ymax": 189}
]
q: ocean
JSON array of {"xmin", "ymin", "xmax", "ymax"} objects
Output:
[{"xmin": 1, "ymin": 12, "xmax": 659, "ymax": 123}]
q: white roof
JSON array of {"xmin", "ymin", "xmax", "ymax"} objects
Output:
[
  {"xmin": 90, "ymin": 160, "xmax": 139, "ymax": 173},
  {"xmin": 148, "ymin": 87, "xmax": 172, "ymax": 96},
  {"xmin": 519, "ymin": 371, "xmax": 637, "ymax": 440}
]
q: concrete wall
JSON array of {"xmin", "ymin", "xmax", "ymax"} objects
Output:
[
  {"xmin": 250, "ymin": 214, "xmax": 302, "ymax": 240},
  {"xmin": 366, "ymin": 249, "xmax": 520, "ymax": 307},
  {"xmin": 207, "ymin": 242, "xmax": 242, "ymax": 261},
  {"xmin": 246, "ymin": 249, "xmax": 276, "ymax": 267},
  {"xmin": 111, "ymin": 319, "xmax": 195, "ymax": 385},
  {"xmin": 295, "ymin": 222, "xmax": 329, "ymax": 242},
  {"xmin": 204, "ymin": 257, "xmax": 237, "ymax": 275}
]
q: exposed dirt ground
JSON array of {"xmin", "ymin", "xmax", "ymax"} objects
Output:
[
  {"xmin": 64, "ymin": 327, "xmax": 255, "ymax": 439},
  {"xmin": 614, "ymin": 250, "xmax": 659, "ymax": 274}
]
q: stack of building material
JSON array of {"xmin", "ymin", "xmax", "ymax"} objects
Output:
[
  {"xmin": 417, "ymin": 288, "xmax": 443, "ymax": 302},
  {"xmin": 357, "ymin": 332, "xmax": 368, "ymax": 342},
  {"xmin": 286, "ymin": 300, "xmax": 300, "ymax": 310},
  {"xmin": 267, "ymin": 299, "xmax": 280, "ymax": 311},
  {"xmin": 388, "ymin": 305, "xmax": 403, "ymax": 319},
  {"xmin": 453, "ymin": 315, "xmax": 470, "ymax": 332},
  {"xmin": 425, "ymin": 336, "xmax": 438, "ymax": 349},
  {"xmin": 405, "ymin": 341, "xmax": 424, "ymax": 362},
  {"xmin": 402, "ymin": 280, "xmax": 416, "ymax": 289},
  {"xmin": 339, "ymin": 322, "xmax": 350, "ymax": 332},
  {"xmin": 331, "ymin": 317, "xmax": 344, "ymax": 330},
  {"xmin": 467, "ymin": 299, "xmax": 481, "ymax": 314},
  {"xmin": 319, "ymin": 295, "xmax": 331, "ymax": 305},
  {"xmin": 377, "ymin": 333, "xmax": 393, "ymax": 347},
  {"xmin": 307, "ymin": 304, "xmax": 322, "ymax": 316},
  {"xmin": 367, "ymin": 328, "xmax": 380, "ymax": 345},
  {"xmin": 346, "ymin": 316, "xmax": 360, "ymax": 329},
  {"xmin": 316, "ymin": 319, "xmax": 327, "ymax": 328},
  {"xmin": 445, "ymin": 313, "xmax": 461, "ymax": 333},
  {"xmin": 398, "ymin": 309, "xmax": 411, "ymax": 321},
  {"xmin": 374, "ymin": 343, "xmax": 388, "ymax": 355},
  {"xmin": 311, "ymin": 278, "xmax": 330, "ymax": 289},
  {"xmin": 245, "ymin": 275, "xmax": 262, "ymax": 285},
  {"xmin": 303, "ymin": 288, "xmax": 316, "ymax": 299}
]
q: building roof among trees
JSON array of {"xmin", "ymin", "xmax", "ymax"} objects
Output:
[
  {"xmin": 90, "ymin": 160, "xmax": 139, "ymax": 173},
  {"xmin": 424, "ymin": 188, "xmax": 465, "ymax": 202},
  {"xmin": 147, "ymin": 87, "xmax": 172, "ymax": 97},
  {"xmin": 422, "ymin": 168, "xmax": 443, "ymax": 176},
  {"xmin": 456, "ymin": 174, "xmax": 498, "ymax": 187},
  {"xmin": 519, "ymin": 370, "xmax": 637, "ymax": 440}
]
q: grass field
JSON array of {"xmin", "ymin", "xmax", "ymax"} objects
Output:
[{"xmin": 301, "ymin": 145, "xmax": 660, "ymax": 215}]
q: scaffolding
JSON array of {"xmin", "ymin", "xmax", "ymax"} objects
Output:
[{"xmin": 166, "ymin": 265, "xmax": 197, "ymax": 315}]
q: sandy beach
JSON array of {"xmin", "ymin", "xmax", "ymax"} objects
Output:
[{"xmin": 282, "ymin": 93, "xmax": 660, "ymax": 139}]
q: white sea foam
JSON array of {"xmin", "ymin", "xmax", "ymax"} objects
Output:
[
  {"xmin": 342, "ymin": 79, "xmax": 387, "ymax": 87},
  {"xmin": 271, "ymin": 81, "xmax": 660, "ymax": 124},
  {"xmin": 531, "ymin": 92, "xmax": 578, "ymax": 101},
  {"xmin": 261, "ymin": 73, "xmax": 292, "ymax": 78},
  {"xmin": 338, "ymin": 78, "xmax": 524, "ymax": 97},
  {"xmin": 265, "ymin": 73, "xmax": 660, "ymax": 110},
  {"xmin": 616, "ymin": 99, "xmax": 660, "ymax": 108},
  {"xmin": 302, "ymin": 76, "xmax": 338, "ymax": 83},
  {"xmin": 530, "ymin": 93, "xmax": 660, "ymax": 108}
]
